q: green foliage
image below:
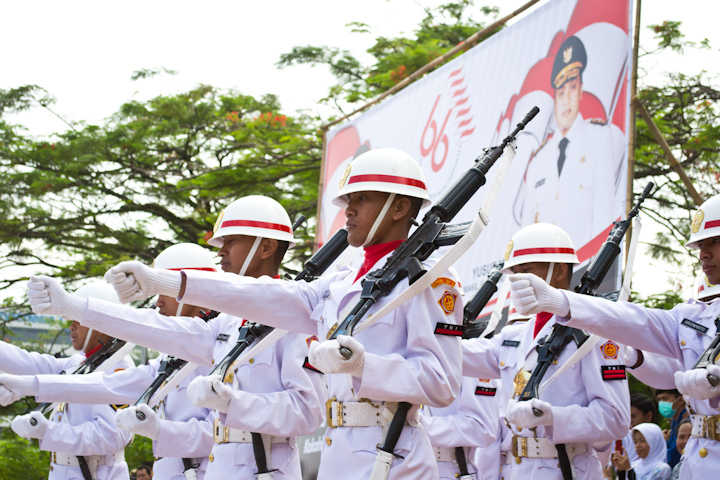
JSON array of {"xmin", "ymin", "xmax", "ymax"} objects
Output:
[
  {"xmin": 277, "ymin": 1, "xmax": 500, "ymax": 107},
  {"xmin": 0, "ymin": 428, "xmax": 48, "ymax": 479},
  {"xmin": 125, "ymin": 434, "xmax": 154, "ymax": 472}
]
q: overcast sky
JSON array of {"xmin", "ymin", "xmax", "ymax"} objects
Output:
[{"xmin": 2, "ymin": 0, "xmax": 717, "ymax": 297}]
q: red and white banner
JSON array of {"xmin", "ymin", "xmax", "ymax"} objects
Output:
[{"xmin": 319, "ymin": 0, "xmax": 631, "ymax": 305}]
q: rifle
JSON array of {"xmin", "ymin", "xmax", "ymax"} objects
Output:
[
  {"xmin": 516, "ymin": 182, "xmax": 653, "ymax": 480},
  {"xmin": 330, "ymin": 107, "xmax": 539, "ymax": 356},
  {"xmin": 463, "ymin": 263, "xmax": 504, "ymax": 339},
  {"xmin": 693, "ymin": 323, "xmax": 720, "ymax": 386},
  {"xmin": 210, "ymin": 226, "xmax": 349, "ymax": 383}
]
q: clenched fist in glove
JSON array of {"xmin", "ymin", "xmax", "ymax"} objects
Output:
[
  {"xmin": 27, "ymin": 276, "xmax": 88, "ymax": 321},
  {"xmin": 509, "ymin": 273, "xmax": 570, "ymax": 317},
  {"xmin": 506, "ymin": 398, "xmax": 554, "ymax": 429},
  {"xmin": 12, "ymin": 411, "xmax": 49, "ymax": 439},
  {"xmin": 186, "ymin": 374, "xmax": 233, "ymax": 413},
  {"xmin": 308, "ymin": 335, "xmax": 365, "ymax": 377},
  {"xmin": 675, "ymin": 365, "xmax": 720, "ymax": 401},
  {"xmin": 115, "ymin": 405, "xmax": 161, "ymax": 440},
  {"xmin": 0, "ymin": 374, "xmax": 39, "ymax": 406},
  {"xmin": 104, "ymin": 261, "xmax": 182, "ymax": 304}
]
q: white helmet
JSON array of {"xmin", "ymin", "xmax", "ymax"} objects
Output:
[
  {"xmin": 695, "ymin": 273, "xmax": 720, "ymax": 301},
  {"xmin": 332, "ymin": 148, "xmax": 431, "ymax": 208},
  {"xmin": 686, "ymin": 194, "xmax": 720, "ymax": 249},
  {"xmin": 153, "ymin": 243, "xmax": 217, "ymax": 272},
  {"xmin": 209, "ymin": 195, "xmax": 297, "ymax": 248},
  {"xmin": 502, "ymin": 223, "xmax": 579, "ymax": 274},
  {"xmin": 75, "ymin": 281, "xmax": 122, "ymax": 304}
]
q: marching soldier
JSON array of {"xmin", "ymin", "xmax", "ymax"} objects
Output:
[
  {"xmin": 98, "ymin": 148, "xmax": 463, "ymax": 479},
  {"xmin": 513, "ymin": 35, "xmax": 624, "ymax": 250},
  {"xmin": 0, "ymin": 282, "xmax": 133, "ymax": 480},
  {"xmin": 26, "ymin": 196, "xmax": 325, "ymax": 479},
  {"xmin": 507, "ymin": 193, "xmax": 720, "ymax": 478},
  {"xmin": 462, "ymin": 223, "xmax": 630, "ymax": 480},
  {"xmin": 1, "ymin": 243, "xmax": 218, "ymax": 479}
]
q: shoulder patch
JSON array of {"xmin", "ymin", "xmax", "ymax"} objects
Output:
[
  {"xmin": 599, "ymin": 341, "xmax": 619, "ymax": 359},
  {"xmin": 438, "ymin": 291, "xmax": 457, "ymax": 315},
  {"xmin": 479, "ymin": 378, "xmax": 490, "ymax": 383},
  {"xmin": 601, "ymin": 365, "xmax": 626, "ymax": 381},
  {"xmin": 589, "ymin": 117, "xmax": 608, "ymax": 125},
  {"xmin": 475, "ymin": 386, "xmax": 497, "ymax": 396},
  {"xmin": 681, "ymin": 318, "xmax": 709, "ymax": 334},
  {"xmin": 434, "ymin": 322, "xmax": 464, "ymax": 337},
  {"xmin": 303, "ymin": 357, "xmax": 323, "ymax": 373},
  {"xmin": 306, "ymin": 335, "xmax": 319, "ymax": 348},
  {"xmin": 431, "ymin": 277, "xmax": 456, "ymax": 289},
  {"xmin": 110, "ymin": 404, "xmax": 129, "ymax": 411}
]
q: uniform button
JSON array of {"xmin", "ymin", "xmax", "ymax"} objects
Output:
[
  {"xmin": 681, "ymin": 340, "xmax": 686, "ymax": 346},
  {"xmin": 249, "ymin": 358, "xmax": 254, "ymax": 364},
  {"xmin": 699, "ymin": 448, "xmax": 708, "ymax": 457},
  {"xmin": 552, "ymin": 359, "xmax": 558, "ymax": 365},
  {"xmin": 211, "ymin": 359, "xmax": 215, "ymax": 364},
  {"xmin": 515, "ymin": 457, "xmax": 522, "ymax": 464},
  {"xmin": 517, "ymin": 427, "xmax": 522, "ymax": 432},
  {"xmin": 500, "ymin": 361, "xmax": 505, "ymax": 366},
  {"xmin": 455, "ymin": 474, "xmax": 460, "ymax": 478},
  {"xmin": 325, "ymin": 436, "xmax": 332, "ymax": 446},
  {"xmin": 58, "ymin": 415, "xmax": 62, "ymax": 421},
  {"xmin": 209, "ymin": 454, "xmax": 214, "ymax": 462}
]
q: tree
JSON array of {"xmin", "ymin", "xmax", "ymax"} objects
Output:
[
  {"xmin": 0, "ymin": 81, "xmax": 323, "ymax": 334},
  {"xmin": 277, "ymin": 0, "xmax": 501, "ymax": 109}
]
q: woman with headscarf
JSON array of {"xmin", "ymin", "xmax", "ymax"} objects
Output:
[{"xmin": 612, "ymin": 422, "xmax": 672, "ymax": 480}]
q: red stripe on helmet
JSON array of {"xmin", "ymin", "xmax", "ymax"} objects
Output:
[
  {"xmin": 348, "ymin": 174, "xmax": 426, "ymax": 190},
  {"xmin": 513, "ymin": 247, "xmax": 575, "ymax": 257},
  {"xmin": 705, "ymin": 220, "xmax": 720, "ymax": 229},
  {"xmin": 220, "ymin": 220, "xmax": 292, "ymax": 233}
]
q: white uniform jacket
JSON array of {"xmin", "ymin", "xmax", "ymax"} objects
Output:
[
  {"xmin": 34, "ymin": 353, "xmax": 214, "ymax": 480},
  {"xmin": 172, "ymin": 254, "xmax": 464, "ymax": 480},
  {"xmin": 79, "ymin": 305, "xmax": 325, "ymax": 479},
  {"xmin": 557, "ymin": 293, "xmax": 720, "ymax": 479},
  {"xmin": 0, "ymin": 341, "xmax": 133, "ymax": 480},
  {"xmin": 462, "ymin": 315, "xmax": 630, "ymax": 480},
  {"xmin": 629, "ymin": 350, "xmax": 684, "ymax": 390},
  {"xmin": 420, "ymin": 376, "xmax": 499, "ymax": 480}
]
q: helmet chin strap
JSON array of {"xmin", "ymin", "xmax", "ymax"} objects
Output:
[
  {"xmin": 175, "ymin": 302, "xmax": 185, "ymax": 317},
  {"xmin": 362, "ymin": 193, "xmax": 396, "ymax": 247},
  {"xmin": 81, "ymin": 328, "xmax": 94, "ymax": 353},
  {"xmin": 239, "ymin": 236, "xmax": 263, "ymax": 276},
  {"xmin": 544, "ymin": 262, "xmax": 555, "ymax": 286}
]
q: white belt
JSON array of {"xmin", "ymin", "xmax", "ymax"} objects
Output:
[
  {"xmin": 434, "ymin": 446, "xmax": 456, "ymax": 462},
  {"xmin": 511, "ymin": 436, "xmax": 588, "ymax": 459},
  {"xmin": 326, "ymin": 398, "xmax": 411, "ymax": 428},
  {"xmin": 692, "ymin": 414, "xmax": 720, "ymax": 441},
  {"xmin": 213, "ymin": 418, "xmax": 290, "ymax": 444},
  {"xmin": 51, "ymin": 450, "xmax": 125, "ymax": 467}
]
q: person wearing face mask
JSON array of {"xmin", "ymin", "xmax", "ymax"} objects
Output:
[
  {"xmin": 612, "ymin": 423, "xmax": 671, "ymax": 480},
  {"xmin": 655, "ymin": 389, "xmax": 687, "ymax": 469}
]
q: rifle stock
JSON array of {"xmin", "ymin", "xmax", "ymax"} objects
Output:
[{"xmin": 463, "ymin": 263, "xmax": 504, "ymax": 339}]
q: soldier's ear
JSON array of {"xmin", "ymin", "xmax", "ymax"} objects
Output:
[
  {"xmin": 391, "ymin": 196, "xmax": 412, "ymax": 222},
  {"xmin": 258, "ymin": 238, "xmax": 279, "ymax": 260}
]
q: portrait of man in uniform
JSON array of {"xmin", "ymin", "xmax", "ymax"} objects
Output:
[{"xmin": 512, "ymin": 34, "xmax": 626, "ymax": 254}]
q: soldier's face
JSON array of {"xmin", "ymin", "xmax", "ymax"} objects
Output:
[
  {"xmin": 69, "ymin": 321, "xmax": 89, "ymax": 351},
  {"xmin": 217, "ymin": 234, "xmax": 258, "ymax": 274},
  {"xmin": 698, "ymin": 236, "xmax": 720, "ymax": 285},
  {"xmin": 155, "ymin": 294, "xmax": 202, "ymax": 317},
  {"xmin": 554, "ymin": 76, "xmax": 582, "ymax": 137},
  {"xmin": 344, "ymin": 190, "xmax": 393, "ymax": 247}
]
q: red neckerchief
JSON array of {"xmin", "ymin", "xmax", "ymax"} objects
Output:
[
  {"xmin": 533, "ymin": 312, "xmax": 553, "ymax": 338},
  {"xmin": 83, "ymin": 342, "xmax": 104, "ymax": 359},
  {"xmin": 354, "ymin": 240, "xmax": 404, "ymax": 283}
]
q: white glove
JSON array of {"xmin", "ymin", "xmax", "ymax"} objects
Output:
[
  {"xmin": 115, "ymin": 405, "xmax": 161, "ymax": 440},
  {"xmin": 11, "ymin": 411, "xmax": 49, "ymax": 439},
  {"xmin": 308, "ymin": 335, "xmax": 365, "ymax": 377},
  {"xmin": 27, "ymin": 276, "xmax": 88, "ymax": 321},
  {"xmin": 506, "ymin": 398, "xmax": 554, "ymax": 429},
  {"xmin": 186, "ymin": 374, "xmax": 233, "ymax": 413},
  {"xmin": 509, "ymin": 273, "xmax": 570, "ymax": 317},
  {"xmin": 104, "ymin": 261, "xmax": 182, "ymax": 304},
  {"xmin": 0, "ymin": 374, "xmax": 39, "ymax": 405},
  {"xmin": 674, "ymin": 365, "xmax": 720, "ymax": 400}
]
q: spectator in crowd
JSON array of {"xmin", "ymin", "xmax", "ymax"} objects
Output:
[
  {"xmin": 612, "ymin": 423, "xmax": 671, "ymax": 480},
  {"xmin": 670, "ymin": 419, "xmax": 692, "ymax": 480},
  {"xmin": 135, "ymin": 465, "xmax": 152, "ymax": 480},
  {"xmin": 655, "ymin": 389, "xmax": 687, "ymax": 468}
]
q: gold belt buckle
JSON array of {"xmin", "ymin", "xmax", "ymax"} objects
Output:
[
  {"xmin": 213, "ymin": 418, "xmax": 229, "ymax": 444},
  {"xmin": 705, "ymin": 415, "xmax": 720, "ymax": 441},
  {"xmin": 326, "ymin": 397, "xmax": 337, "ymax": 428},
  {"xmin": 511, "ymin": 435, "xmax": 528, "ymax": 457}
]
